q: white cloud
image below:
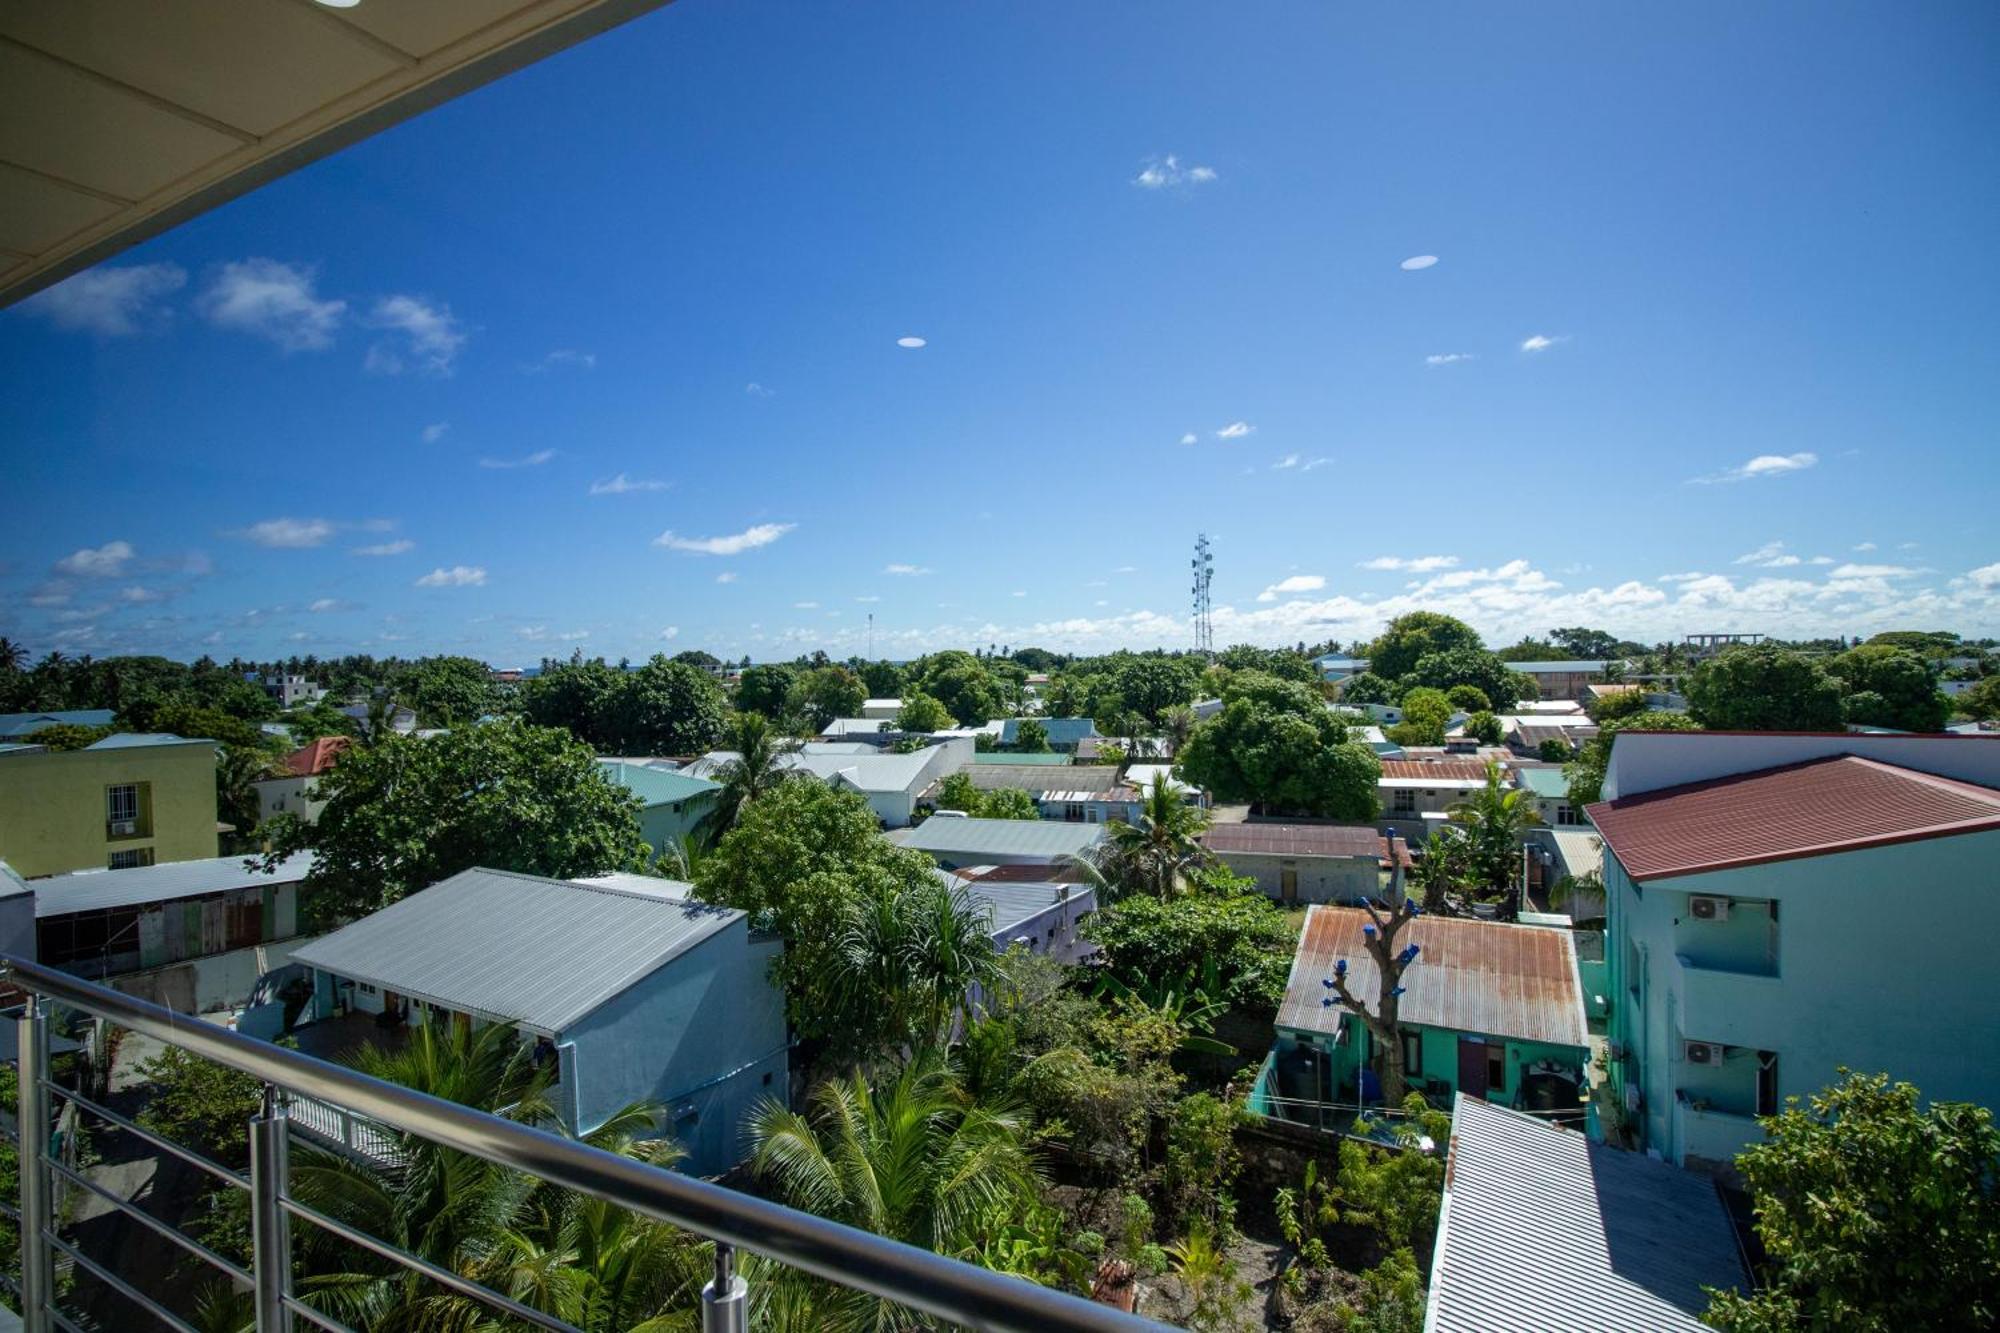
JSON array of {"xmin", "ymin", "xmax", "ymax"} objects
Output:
[
  {"xmin": 1400, "ymin": 255, "xmax": 1439, "ymax": 271},
  {"xmin": 654, "ymin": 523, "xmax": 795, "ymax": 556},
  {"xmin": 884, "ymin": 563, "xmax": 932, "ymax": 576},
  {"xmin": 793, "ymin": 601, "xmax": 819, "ymax": 609},
  {"xmin": 745, "ymin": 382, "xmax": 775, "ymax": 398},
  {"xmin": 1808, "ymin": 556, "xmax": 1836, "ymax": 565},
  {"xmin": 1830, "ymin": 562, "xmax": 1920, "ymax": 579},
  {"xmin": 480, "ymin": 449, "xmax": 556, "ymax": 470},
  {"xmin": 1853, "ymin": 541, "xmax": 1877, "ymax": 552},
  {"xmin": 1257, "ymin": 574, "xmax": 1326, "ymax": 602},
  {"xmin": 1179, "ymin": 433, "xmax": 1198, "ymax": 446},
  {"xmin": 365, "ymin": 294, "xmax": 466, "ymax": 375},
  {"xmin": 198, "ymin": 259, "xmax": 345, "ymax": 350},
  {"xmin": 1656, "ymin": 571, "xmax": 1707, "ymax": 583},
  {"xmin": 1966, "ymin": 563, "xmax": 2000, "ymax": 589},
  {"xmin": 589, "ymin": 473, "xmax": 668, "ymax": 495},
  {"xmin": 1425, "ymin": 352, "xmax": 1474, "ymax": 366},
  {"xmin": 1520, "ymin": 334, "xmax": 1567, "ymax": 353},
  {"xmin": 856, "ymin": 595, "xmax": 881, "ymax": 603},
  {"xmin": 22, "ymin": 263, "xmax": 186, "ymax": 336},
  {"xmin": 422, "ymin": 422, "xmax": 449, "ymax": 444},
  {"xmin": 1692, "ymin": 451, "xmax": 1818, "ymax": 485},
  {"xmin": 308, "ymin": 598, "xmax": 339, "ymax": 612},
  {"xmin": 1116, "ymin": 565, "xmax": 1138, "ymax": 574},
  {"xmin": 1272, "ymin": 454, "xmax": 1301, "ymax": 470},
  {"xmin": 353, "ymin": 539, "xmax": 415, "ymax": 557},
  {"xmin": 716, "ymin": 572, "xmax": 738, "ymax": 584},
  {"xmin": 659, "ymin": 626, "xmax": 679, "ymax": 640},
  {"xmin": 1360, "ymin": 555, "xmax": 1460, "ymax": 573},
  {"xmin": 1012, "ymin": 590, "xmax": 1028, "ymax": 597},
  {"xmin": 1133, "ymin": 155, "xmax": 1217, "ymax": 189},
  {"xmin": 55, "ymin": 541, "xmax": 135, "ymax": 577},
  {"xmin": 1899, "ymin": 541, "xmax": 1920, "ymax": 551},
  {"xmin": 1215, "ymin": 421, "xmax": 1254, "ymax": 440},
  {"xmin": 237, "ymin": 518, "xmax": 333, "ymax": 549},
  {"xmin": 1301, "ymin": 458, "xmax": 1331, "ymax": 471},
  {"xmin": 118, "ymin": 586, "xmax": 163, "ymax": 604},
  {"xmin": 414, "ymin": 565, "xmax": 486, "ymax": 588},
  {"xmin": 896, "ymin": 336, "xmax": 927, "ymax": 349},
  {"xmin": 528, "ymin": 348, "xmax": 595, "ymax": 373}
]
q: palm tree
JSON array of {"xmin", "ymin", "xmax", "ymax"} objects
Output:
[
  {"xmin": 1089, "ymin": 773, "xmax": 1212, "ymax": 899},
  {"xmin": 705, "ymin": 710, "xmax": 801, "ymax": 838},
  {"xmin": 829, "ymin": 874, "xmax": 1002, "ymax": 1055},
  {"xmin": 1445, "ymin": 761, "xmax": 1543, "ymax": 908}
]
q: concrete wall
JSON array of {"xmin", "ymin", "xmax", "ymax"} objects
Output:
[
  {"xmin": 257, "ymin": 775, "xmax": 330, "ymax": 826},
  {"xmin": 1603, "ymin": 730, "xmax": 2000, "ymax": 801},
  {"xmin": 1270, "ymin": 1018, "xmax": 1586, "ymax": 1111},
  {"xmin": 1215, "ymin": 851, "xmax": 1379, "ymax": 905},
  {"xmin": 114, "ymin": 934, "xmax": 316, "ymax": 1014},
  {"xmin": 637, "ymin": 792, "xmax": 719, "ymax": 857},
  {"xmin": 561, "ymin": 921, "xmax": 789, "ymax": 1176},
  {"xmin": 1607, "ymin": 828, "xmax": 2000, "ymax": 1167},
  {"xmin": 0, "ymin": 742, "xmax": 218, "ymax": 876}
]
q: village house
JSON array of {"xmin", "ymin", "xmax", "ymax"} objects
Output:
[
  {"xmin": 1375, "ymin": 758, "xmax": 1498, "ymax": 837},
  {"xmin": 0, "ymin": 732, "xmax": 222, "ymax": 876},
  {"xmin": 597, "ymin": 760, "xmax": 723, "ymax": 854},
  {"xmin": 688, "ymin": 738, "xmax": 971, "ymax": 827},
  {"xmin": 255, "ymin": 736, "xmax": 351, "ymax": 827},
  {"xmin": 889, "ymin": 815, "xmax": 1106, "ymax": 870},
  {"xmin": 957, "ymin": 763, "xmax": 1139, "ymax": 823},
  {"xmin": 1505, "ymin": 659, "xmax": 1619, "ymax": 700},
  {"xmin": 1201, "ymin": 823, "xmax": 1408, "ymax": 905}
]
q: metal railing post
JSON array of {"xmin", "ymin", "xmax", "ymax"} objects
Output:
[
  {"xmin": 249, "ymin": 1086, "xmax": 292, "ymax": 1332},
  {"xmin": 701, "ymin": 1240, "xmax": 748, "ymax": 1333},
  {"xmin": 17, "ymin": 997, "xmax": 52, "ymax": 1333}
]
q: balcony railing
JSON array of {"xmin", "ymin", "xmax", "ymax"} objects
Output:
[
  {"xmin": 1673, "ymin": 953, "xmax": 1782, "ymax": 1048},
  {"xmin": 0, "ymin": 954, "xmax": 1170, "ymax": 1332}
]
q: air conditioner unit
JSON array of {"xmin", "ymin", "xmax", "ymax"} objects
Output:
[
  {"xmin": 109, "ymin": 819, "xmax": 137, "ymax": 837},
  {"xmin": 1684, "ymin": 1040, "xmax": 1725, "ymax": 1066},
  {"xmin": 1687, "ymin": 895, "xmax": 1730, "ymax": 922}
]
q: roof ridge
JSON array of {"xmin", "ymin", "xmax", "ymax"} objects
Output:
[{"xmin": 1840, "ymin": 753, "xmax": 2000, "ymax": 806}]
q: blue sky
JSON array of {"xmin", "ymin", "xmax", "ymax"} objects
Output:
[{"xmin": 4, "ymin": 1, "xmax": 1998, "ymax": 665}]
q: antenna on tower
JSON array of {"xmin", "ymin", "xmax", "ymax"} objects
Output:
[
  {"xmin": 867, "ymin": 612, "xmax": 875, "ymax": 659},
  {"xmin": 1191, "ymin": 533, "xmax": 1214, "ymax": 655}
]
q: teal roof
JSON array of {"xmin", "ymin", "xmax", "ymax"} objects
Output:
[
  {"xmin": 86, "ymin": 732, "xmax": 214, "ymax": 749},
  {"xmin": 1517, "ymin": 767, "xmax": 1571, "ymax": 799},
  {"xmin": 0, "ymin": 709, "xmax": 114, "ymax": 737},
  {"xmin": 598, "ymin": 761, "xmax": 721, "ymax": 808},
  {"xmin": 972, "ymin": 752, "xmax": 1070, "ymax": 766}
]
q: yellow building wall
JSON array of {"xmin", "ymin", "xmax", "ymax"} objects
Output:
[{"xmin": 0, "ymin": 742, "xmax": 219, "ymax": 877}]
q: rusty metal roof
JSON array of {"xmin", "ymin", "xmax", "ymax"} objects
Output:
[
  {"xmin": 1203, "ymin": 823, "xmax": 1381, "ymax": 859},
  {"xmin": 1587, "ymin": 754, "xmax": 2000, "ymax": 883},
  {"xmin": 1379, "ymin": 758, "xmax": 1493, "ymax": 781},
  {"xmin": 1278, "ymin": 906, "xmax": 1587, "ymax": 1048}
]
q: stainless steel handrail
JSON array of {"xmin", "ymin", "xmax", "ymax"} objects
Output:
[{"xmin": 3, "ymin": 955, "xmax": 1170, "ymax": 1332}]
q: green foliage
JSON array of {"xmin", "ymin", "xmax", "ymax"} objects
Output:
[
  {"xmin": 138, "ymin": 1044, "xmax": 269, "ymax": 1170},
  {"xmin": 525, "ymin": 654, "xmax": 727, "ymax": 753},
  {"xmin": 1337, "ymin": 672, "xmax": 1394, "ymax": 706},
  {"xmin": 979, "ymin": 787, "xmax": 1042, "ymax": 820},
  {"xmin": 1705, "ymin": 1071, "xmax": 2000, "ymax": 1333},
  {"xmin": 1333, "ymin": 1250, "xmax": 1427, "ymax": 1333},
  {"xmin": 1159, "ymin": 1093, "xmax": 1243, "ymax": 1233},
  {"xmin": 827, "ymin": 871, "xmax": 1004, "ymax": 1054},
  {"xmin": 1964, "ymin": 675, "xmax": 2000, "ymax": 721},
  {"xmin": 1463, "ymin": 710, "xmax": 1504, "ymax": 746},
  {"xmin": 521, "ymin": 655, "xmax": 626, "ymax": 747},
  {"xmin": 1685, "ymin": 644, "xmax": 1844, "ymax": 731},
  {"xmin": 859, "ymin": 659, "xmax": 906, "ymax": 697},
  {"xmin": 398, "ymin": 655, "xmax": 496, "ymax": 726},
  {"xmin": 789, "ymin": 665, "xmax": 867, "ymax": 730},
  {"xmin": 1831, "ymin": 644, "xmax": 1947, "ymax": 731},
  {"xmin": 1084, "ymin": 888, "xmax": 1296, "ymax": 1014},
  {"xmin": 932, "ymin": 772, "xmax": 1039, "ymax": 820},
  {"xmin": 1217, "ymin": 644, "xmax": 1318, "ymax": 684},
  {"xmin": 1565, "ymin": 710, "xmax": 1703, "ymax": 805},
  {"xmin": 1338, "ymin": 1096, "xmax": 1453, "ymax": 1254},
  {"xmin": 1400, "ymin": 648, "xmax": 1519, "ymax": 710},
  {"xmin": 705, "ymin": 708, "xmax": 802, "ymax": 838},
  {"xmin": 734, "ymin": 662, "xmax": 799, "ymax": 717},
  {"xmin": 910, "ymin": 651, "xmax": 1004, "ymax": 726},
  {"xmin": 1014, "ymin": 718, "xmax": 1052, "ymax": 752},
  {"xmin": 269, "ymin": 719, "xmax": 648, "ymax": 923},
  {"xmin": 1585, "ymin": 687, "xmax": 1653, "ymax": 722},
  {"xmin": 894, "ymin": 691, "xmax": 953, "ymax": 733},
  {"xmin": 1536, "ymin": 736, "xmax": 1571, "ymax": 762},
  {"xmin": 1390, "ymin": 687, "xmax": 1453, "ymax": 746},
  {"xmin": 1367, "ymin": 612, "xmax": 1484, "ymax": 683},
  {"xmin": 17, "ymin": 722, "xmax": 113, "ymax": 750},
  {"xmin": 1444, "ymin": 684, "xmax": 1491, "ymax": 712},
  {"xmin": 1446, "ymin": 763, "xmax": 1542, "ymax": 897},
  {"xmin": 1863, "ymin": 630, "xmax": 1962, "ymax": 657},
  {"xmin": 1177, "ymin": 671, "xmax": 1381, "ymax": 819}
]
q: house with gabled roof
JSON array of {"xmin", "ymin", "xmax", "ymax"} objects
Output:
[
  {"xmin": 255, "ymin": 735, "xmax": 352, "ymax": 826},
  {"xmin": 1589, "ymin": 729, "xmax": 2000, "ymax": 1171}
]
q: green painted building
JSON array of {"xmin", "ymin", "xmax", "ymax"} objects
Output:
[
  {"xmin": 0, "ymin": 734, "xmax": 220, "ymax": 877},
  {"xmin": 597, "ymin": 761, "xmax": 722, "ymax": 858},
  {"xmin": 1254, "ymin": 905, "xmax": 1590, "ymax": 1121}
]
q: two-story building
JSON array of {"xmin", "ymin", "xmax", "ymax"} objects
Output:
[
  {"xmin": 597, "ymin": 760, "xmax": 723, "ymax": 855},
  {"xmin": 255, "ymin": 736, "xmax": 351, "ymax": 827},
  {"xmin": 1506, "ymin": 660, "xmax": 1616, "ymax": 701},
  {"xmin": 0, "ymin": 733, "xmax": 220, "ymax": 876},
  {"xmin": 1588, "ymin": 729, "xmax": 2000, "ymax": 1172}
]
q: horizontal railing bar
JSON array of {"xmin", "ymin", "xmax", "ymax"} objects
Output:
[
  {"xmin": 285, "ymin": 1292, "xmax": 360, "ymax": 1333},
  {"xmin": 49, "ymin": 1307, "xmax": 89, "ymax": 1333},
  {"xmin": 0, "ymin": 1197, "xmax": 17, "ymax": 1220},
  {"xmin": 280, "ymin": 1194, "xmax": 579, "ymax": 1333},
  {"xmin": 44, "ymin": 1227, "xmax": 202, "ymax": 1333},
  {"xmin": 3, "ymin": 955, "xmax": 1170, "ymax": 1332},
  {"xmin": 43, "ymin": 1153, "xmax": 254, "ymax": 1287},
  {"xmin": 48, "ymin": 1081, "xmax": 251, "ymax": 1191}
]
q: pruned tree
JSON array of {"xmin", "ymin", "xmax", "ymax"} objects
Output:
[{"xmin": 1319, "ymin": 898, "xmax": 1425, "ymax": 1103}]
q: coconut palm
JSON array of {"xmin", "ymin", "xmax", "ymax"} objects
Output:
[
  {"xmin": 830, "ymin": 873, "xmax": 1002, "ymax": 1055},
  {"xmin": 1090, "ymin": 773, "xmax": 1212, "ymax": 899},
  {"xmin": 705, "ymin": 710, "xmax": 801, "ymax": 838},
  {"xmin": 746, "ymin": 1058, "xmax": 1046, "ymax": 1330},
  {"xmin": 1445, "ymin": 761, "xmax": 1543, "ymax": 907}
]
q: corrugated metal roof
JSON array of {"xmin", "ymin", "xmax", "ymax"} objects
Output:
[
  {"xmin": 1000, "ymin": 717, "xmax": 1101, "ymax": 746},
  {"xmin": 1504, "ymin": 660, "xmax": 1614, "ymax": 674},
  {"xmin": 971, "ymin": 752, "xmax": 1072, "ymax": 766},
  {"xmin": 1380, "ymin": 759, "xmax": 1493, "ymax": 781},
  {"xmin": 966, "ymin": 765, "xmax": 1122, "ymax": 793},
  {"xmin": 1204, "ymin": 823, "xmax": 1380, "ymax": 859},
  {"xmin": 597, "ymin": 760, "xmax": 721, "ymax": 807},
  {"xmin": 0, "ymin": 709, "xmax": 114, "ymax": 737},
  {"xmin": 941, "ymin": 872, "xmax": 1096, "ymax": 939},
  {"xmin": 892, "ymin": 817, "xmax": 1106, "ymax": 860},
  {"xmin": 1587, "ymin": 754, "xmax": 2000, "ymax": 883},
  {"xmin": 1546, "ymin": 830, "xmax": 1605, "ymax": 881},
  {"xmin": 1426, "ymin": 1095, "xmax": 1746, "ymax": 1332},
  {"xmin": 36, "ymin": 852, "xmax": 315, "ymax": 918},
  {"xmin": 85, "ymin": 732, "xmax": 214, "ymax": 750},
  {"xmin": 1125, "ymin": 764, "xmax": 1196, "ymax": 794},
  {"xmin": 1279, "ymin": 906, "xmax": 1586, "ymax": 1048},
  {"xmin": 291, "ymin": 867, "xmax": 742, "ymax": 1034},
  {"xmin": 1516, "ymin": 767, "xmax": 1571, "ymax": 799}
]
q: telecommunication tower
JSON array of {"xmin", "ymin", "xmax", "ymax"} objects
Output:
[{"xmin": 1191, "ymin": 534, "xmax": 1214, "ymax": 654}]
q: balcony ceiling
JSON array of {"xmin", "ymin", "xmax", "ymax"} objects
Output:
[{"xmin": 0, "ymin": 0, "xmax": 674, "ymax": 308}]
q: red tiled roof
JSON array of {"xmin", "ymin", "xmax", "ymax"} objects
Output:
[
  {"xmin": 1380, "ymin": 758, "xmax": 1492, "ymax": 781},
  {"xmin": 284, "ymin": 735, "xmax": 351, "ymax": 777},
  {"xmin": 1586, "ymin": 754, "xmax": 2000, "ymax": 883},
  {"xmin": 1279, "ymin": 906, "xmax": 1586, "ymax": 1048},
  {"xmin": 1204, "ymin": 823, "xmax": 1381, "ymax": 859}
]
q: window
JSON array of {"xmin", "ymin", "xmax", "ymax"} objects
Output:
[
  {"xmin": 1487, "ymin": 1046, "xmax": 1507, "ymax": 1094},
  {"xmin": 1392, "ymin": 789, "xmax": 1416, "ymax": 815},
  {"xmin": 106, "ymin": 782, "xmax": 148, "ymax": 837},
  {"xmin": 1400, "ymin": 1031, "xmax": 1422, "ymax": 1078},
  {"xmin": 1757, "ymin": 1051, "xmax": 1779, "ymax": 1116},
  {"xmin": 1555, "ymin": 803, "xmax": 1577, "ymax": 825},
  {"xmin": 359, "ymin": 983, "xmax": 378, "ymax": 996},
  {"xmin": 1064, "ymin": 803, "xmax": 1085, "ymax": 822},
  {"xmin": 107, "ymin": 848, "xmax": 153, "ymax": 870}
]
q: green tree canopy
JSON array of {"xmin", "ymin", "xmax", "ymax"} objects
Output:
[
  {"xmin": 894, "ymin": 691, "xmax": 953, "ymax": 732},
  {"xmin": 1831, "ymin": 644, "xmax": 1947, "ymax": 731},
  {"xmin": 1013, "ymin": 718, "xmax": 1051, "ymax": 753},
  {"xmin": 1216, "ymin": 644, "xmax": 1317, "ymax": 683},
  {"xmin": 1686, "ymin": 644, "xmax": 1844, "ymax": 731},
  {"xmin": 399, "ymin": 656, "xmax": 496, "ymax": 727},
  {"xmin": 268, "ymin": 719, "xmax": 648, "ymax": 924},
  {"xmin": 521, "ymin": 656, "xmax": 627, "ymax": 750},
  {"xmin": 733, "ymin": 663, "xmax": 798, "ymax": 719},
  {"xmin": 1176, "ymin": 672, "xmax": 1380, "ymax": 819},
  {"xmin": 858, "ymin": 660, "xmax": 905, "ymax": 698},
  {"xmin": 1444, "ymin": 684, "xmax": 1492, "ymax": 713},
  {"xmin": 1564, "ymin": 710, "xmax": 1702, "ymax": 804},
  {"xmin": 1391, "ymin": 687, "xmax": 1454, "ymax": 746},
  {"xmin": 1548, "ymin": 627, "xmax": 1625, "ymax": 658},
  {"xmin": 610, "ymin": 655, "xmax": 728, "ymax": 753},
  {"xmin": 1367, "ymin": 612, "xmax": 1484, "ymax": 682},
  {"xmin": 789, "ymin": 665, "xmax": 867, "ymax": 731},
  {"xmin": 1399, "ymin": 648, "xmax": 1520, "ymax": 710},
  {"xmin": 1083, "ymin": 888, "xmax": 1296, "ymax": 1014},
  {"xmin": 910, "ymin": 651, "xmax": 1004, "ymax": 726},
  {"xmin": 1337, "ymin": 672, "xmax": 1395, "ymax": 706},
  {"xmin": 1705, "ymin": 1071, "xmax": 2000, "ymax": 1333}
]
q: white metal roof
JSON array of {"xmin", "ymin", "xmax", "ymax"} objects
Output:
[
  {"xmin": 34, "ymin": 852, "xmax": 315, "ymax": 918},
  {"xmin": 891, "ymin": 818, "xmax": 1106, "ymax": 861},
  {"xmin": 1425, "ymin": 1096, "xmax": 1747, "ymax": 1332},
  {"xmin": 291, "ymin": 866, "xmax": 742, "ymax": 1034}
]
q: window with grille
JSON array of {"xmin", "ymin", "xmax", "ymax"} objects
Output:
[{"xmin": 107, "ymin": 784, "xmax": 139, "ymax": 824}]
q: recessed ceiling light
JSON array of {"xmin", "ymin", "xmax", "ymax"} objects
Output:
[
  {"xmin": 1400, "ymin": 255, "xmax": 1439, "ymax": 271},
  {"xmin": 314, "ymin": 0, "xmax": 363, "ymax": 8},
  {"xmin": 896, "ymin": 336, "xmax": 926, "ymax": 348}
]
